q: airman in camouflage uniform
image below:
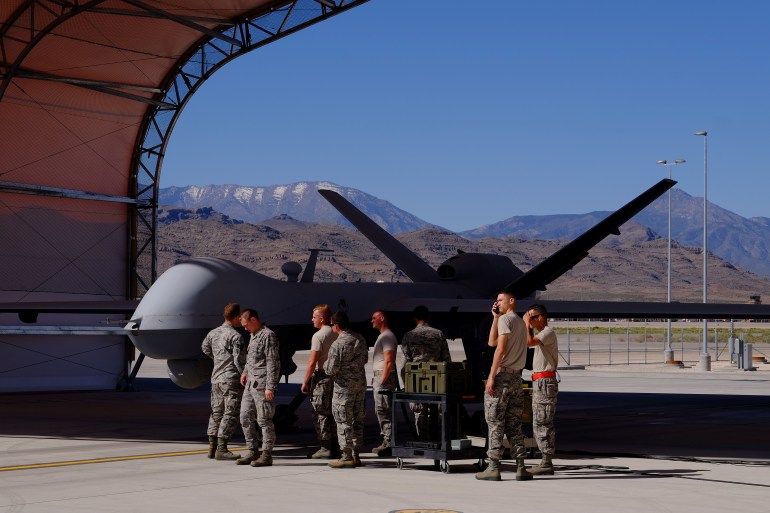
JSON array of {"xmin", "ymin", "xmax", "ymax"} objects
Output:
[
  {"xmin": 202, "ymin": 302, "xmax": 246, "ymax": 461},
  {"xmin": 370, "ymin": 310, "xmax": 398, "ymax": 456},
  {"xmin": 475, "ymin": 291, "xmax": 533, "ymax": 482},
  {"xmin": 401, "ymin": 305, "xmax": 451, "ymax": 439},
  {"xmin": 323, "ymin": 311, "xmax": 368, "ymax": 468},
  {"xmin": 300, "ymin": 304, "xmax": 339, "ymax": 459},
  {"xmin": 238, "ymin": 308, "xmax": 281, "ymax": 467},
  {"xmin": 524, "ymin": 304, "xmax": 559, "ymax": 476}
]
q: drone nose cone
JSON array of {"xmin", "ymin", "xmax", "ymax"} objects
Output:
[
  {"xmin": 133, "ymin": 258, "xmax": 243, "ymax": 312},
  {"xmin": 127, "ymin": 258, "xmax": 263, "ymax": 360}
]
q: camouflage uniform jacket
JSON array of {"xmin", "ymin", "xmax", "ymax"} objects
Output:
[
  {"xmin": 244, "ymin": 326, "xmax": 281, "ymax": 391},
  {"xmin": 201, "ymin": 322, "xmax": 246, "ymax": 384},
  {"xmin": 401, "ymin": 323, "xmax": 451, "ymax": 363},
  {"xmin": 323, "ymin": 330, "xmax": 368, "ymax": 392}
]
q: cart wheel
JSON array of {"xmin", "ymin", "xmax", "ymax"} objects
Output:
[
  {"xmin": 396, "ymin": 457, "xmax": 403, "ymax": 470},
  {"xmin": 439, "ymin": 460, "xmax": 450, "ymax": 474},
  {"xmin": 476, "ymin": 458, "xmax": 487, "ymax": 471},
  {"xmin": 433, "ymin": 459, "xmax": 440, "ymax": 470}
]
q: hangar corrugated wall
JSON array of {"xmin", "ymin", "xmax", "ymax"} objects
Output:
[{"xmin": 0, "ymin": 0, "xmax": 368, "ymax": 392}]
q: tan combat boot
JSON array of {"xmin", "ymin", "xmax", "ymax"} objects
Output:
[
  {"xmin": 250, "ymin": 450, "xmax": 273, "ymax": 467},
  {"xmin": 372, "ymin": 442, "xmax": 392, "ymax": 457},
  {"xmin": 475, "ymin": 458, "xmax": 501, "ymax": 481},
  {"xmin": 207, "ymin": 436, "xmax": 217, "ymax": 459},
  {"xmin": 328, "ymin": 451, "xmax": 356, "ymax": 469},
  {"xmin": 236, "ymin": 448, "xmax": 260, "ymax": 465},
  {"xmin": 309, "ymin": 440, "xmax": 333, "ymax": 459},
  {"xmin": 515, "ymin": 458, "xmax": 534, "ymax": 481},
  {"xmin": 527, "ymin": 455, "xmax": 554, "ymax": 476},
  {"xmin": 214, "ymin": 438, "xmax": 240, "ymax": 461}
]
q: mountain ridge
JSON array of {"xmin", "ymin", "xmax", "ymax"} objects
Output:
[
  {"xmin": 159, "ymin": 181, "xmax": 439, "ymax": 233},
  {"xmin": 155, "ymin": 205, "xmax": 770, "ymax": 304},
  {"xmin": 159, "ymin": 182, "xmax": 770, "ymax": 277}
]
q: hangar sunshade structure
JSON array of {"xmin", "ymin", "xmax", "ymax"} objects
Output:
[{"xmin": 0, "ymin": 0, "xmax": 369, "ymax": 392}]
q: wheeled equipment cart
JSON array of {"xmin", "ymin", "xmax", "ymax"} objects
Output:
[{"xmin": 390, "ymin": 390, "xmax": 486, "ymax": 474}]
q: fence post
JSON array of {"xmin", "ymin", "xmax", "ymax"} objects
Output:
[
  {"xmin": 626, "ymin": 326, "xmax": 630, "ymax": 365},
  {"xmin": 588, "ymin": 322, "xmax": 591, "ymax": 366}
]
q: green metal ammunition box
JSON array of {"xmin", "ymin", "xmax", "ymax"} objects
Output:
[{"xmin": 405, "ymin": 361, "xmax": 471, "ymax": 394}]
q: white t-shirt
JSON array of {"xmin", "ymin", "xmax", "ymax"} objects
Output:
[
  {"xmin": 533, "ymin": 326, "xmax": 558, "ymax": 372},
  {"xmin": 372, "ymin": 328, "xmax": 397, "ymax": 372},
  {"xmin": 497, "ymin": 311, "xmax": 527, "ymax": 370},
  {"xmin": 310, "ymin": 324, "xmax": 337, "ymax": 371}
]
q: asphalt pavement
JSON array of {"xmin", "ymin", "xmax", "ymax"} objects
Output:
[{"xmin": 1, "ymin": 357, "xmax": 768, "ymax": 513}]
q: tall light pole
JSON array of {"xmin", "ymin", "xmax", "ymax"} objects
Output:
[
  {"xmin": 656, "ymin": 159, "xmax": 685, "ymax": 363},
  {"xmin": 695, "ymin": 130, "xmax": 710, "ymax": 371}
]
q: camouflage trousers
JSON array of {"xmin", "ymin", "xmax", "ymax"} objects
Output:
[
  {"xmin": 532, "ymin": 377, "xmax": 558, "ymax": 457},
  {"xmin": 207, "ymin": 381, "xmax": 242, "ymax": 439},
  {"xmin": 484, "ymin": 369, "xmax": 527, "ymax": 461},
  {"xmin": 372, "ymin": 371, "xmax": 398, "ymax": 446},
  {"xmin": 331, "ymin": 388, "xmax": 365, "ymax": 454},
  {"xmin": 310, "ymin": 372, "xmax": 337, "ymax": 443},
  {"xmin": 240, "ymin": 382, "xmax": 275, "ymax": 451}
]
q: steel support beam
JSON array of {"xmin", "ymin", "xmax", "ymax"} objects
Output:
[
  {"xmin": 0, "ymin": 0, "xmax": 107, "ymax": 100},
  {"xmin": 0, "ymin": 180, "xmax": 149, "ymax": 205},
  {"xmin": 120, "ymin": 0, "xmax": 242, "ymax": 47},
  {"xmin": 130, "ymin": 0, "xmax": 371, "ymax": 296}
]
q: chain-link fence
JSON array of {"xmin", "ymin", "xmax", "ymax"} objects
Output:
[{"xmin": 552, "ymin": 320, "xmax": 770, "ymax": 367}]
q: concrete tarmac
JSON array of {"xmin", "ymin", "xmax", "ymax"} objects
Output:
[{"xmin": 1, "ymin": 357, "xmax": 769, "ymax": 513}]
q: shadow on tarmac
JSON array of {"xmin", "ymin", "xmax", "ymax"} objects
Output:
[
  {"xmin": 557, "ymin": 391, "xmax": 770, "ymax": 460},
  {"xmin": 2, "ymin": 378, "xmax": 769, "ymax": 461}
]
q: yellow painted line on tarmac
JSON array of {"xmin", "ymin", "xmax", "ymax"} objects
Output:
[{"xmin": 0, "ymin": 446, "xmax": 247, "ymax": 472}]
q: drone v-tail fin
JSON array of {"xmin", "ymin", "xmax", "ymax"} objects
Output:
[
  {"xmin": 505, "ymin": 178, "xmax": 676, "ymax": 298},
  {"xmin": 318, "ymin": 188, "xmax": 439, "ymax": 282}
]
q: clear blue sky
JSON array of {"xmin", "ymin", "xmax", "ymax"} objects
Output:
[{"xmin": 161, "ymin": 0, "xmax": 770, "ymax": 232}]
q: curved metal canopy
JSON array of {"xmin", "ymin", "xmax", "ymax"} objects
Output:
[{"xmin": 0, "ymin": 0, "xmax": 369, "ymax": 302}]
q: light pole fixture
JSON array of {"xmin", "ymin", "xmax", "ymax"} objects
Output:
[
  {"xmin": 695, "ymin": 130, "xmax": 710, "ymax": 371},
  {"xmin": 656, "ymin": 159, "xmax": 685, "ymax": 363}
]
